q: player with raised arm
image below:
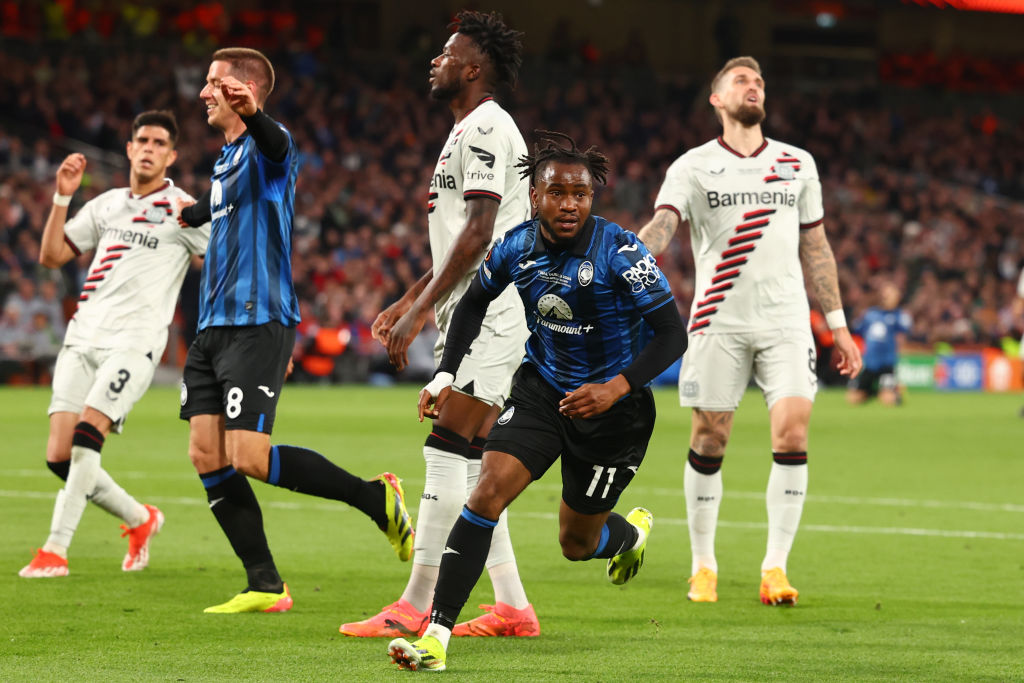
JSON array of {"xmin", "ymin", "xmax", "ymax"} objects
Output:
[
  {"xmin": 343, "ymin": 11, "xmax": 538, "ymax": 639},
  {"xmin": 637, "ymin": 56, "xmax": 862, "ymax": 605},
  {"xmin": 387, "ymin": 132, "xmax": 686, "ymax": 672},
  {"xmin": 177, "ymin": 47, "xmax": 413, "ymax": 613},
  {"xmin": 19, "ymin": 111, "xmax": 208, "ymax": 578}
]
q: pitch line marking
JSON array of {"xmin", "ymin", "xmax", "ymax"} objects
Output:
[{"xmin": 2, "ymin": 490, "xmax": 1022, "ymax": 541}]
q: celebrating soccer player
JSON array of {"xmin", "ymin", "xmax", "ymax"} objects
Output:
[
  {"xmin": 346, "ymin": 12, "xmax": 539, "ymax": 638},
  {"xmin": 387, "ymin": 131, "xmax": 686, "ymax": 672},
  {"xmin": 19, "ymin": 111, "xmax": 208, "ymax": 579},
  {"xmin": 177, "ymin": 47, "xmax": 413, "ymax": 613},
  {"xmin": 637, "ymin": 56, "xmax": 862, "ymax": 605}
]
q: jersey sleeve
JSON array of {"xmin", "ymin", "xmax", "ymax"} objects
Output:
[
  {"xmin": 610, "ymin": 229, "xmax": 674, "ymax": 314},
  {"xmin": 256, "ymin": 126, "xmax": 296, "ymax": 201},
  {"xmin": 898, "ymin": 310, "xmax": 912, "ymax": 335},
  {"xmin": 798, "ymin": 153, "xmax": 825, "ymax": 229},
  {"xmin": 477, "ymin": 234, "xmax": 514, "ymax": 295},
  {"xmin": 459, "ymin": 121, "xmax": 509, "ymax": 203},
  {"xmin": 653, "ymin": 156, "xmax": 693, "ymax": 222},
  {"xmin": 62, "ymin": 196, "xmax": 102, "ymax": 254}
]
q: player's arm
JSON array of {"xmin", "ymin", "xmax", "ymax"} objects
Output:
[
  {"xmin": 417, "ymin": 274, "xmax": 499, "ymax": 421},
  {"xmin": 636, "ymin": 208, "xmax": 682, "ymax": 257},
  {"xmin": 39, "ymin": 153, "xmax": 87, "ymax": 268},
  {"xmin": 386, "ymin": 197, "xmax": 498, "ymax": 370},
  {"xmin": 179, "ymin": 187, "xmax": 212, "ymax": 227},
  {"xmin": 371, "ymin": 270, "xmax": 433, "ymax": 345},
  {"xmin": 559, "ymin": 302, "xmax": 686, "ymax": 419},
  {"xmin": 218, "ymin": 74, "xmax": 289, "ymax": 162},
  {"xmin": 799, "ymin": 223, "xmax": 862, "ymax": 377}
]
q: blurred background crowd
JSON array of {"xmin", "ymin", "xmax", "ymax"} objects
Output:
[{"xmin": 3, "ymin": 0, "xmax": 1024, "ymax": 385}]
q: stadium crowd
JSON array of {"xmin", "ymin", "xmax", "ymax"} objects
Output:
[{"xmin": 3, "ymin": 5, "xmax": 1024, "ymax": 385}]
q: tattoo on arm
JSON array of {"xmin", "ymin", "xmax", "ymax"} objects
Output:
[
  {"xmin": 637, "ymin": 208, "xmax": 681, "ymax": 257},
  {"xmin": 799, "ymin": 224, "xmax": 843, "ymax": 313}
]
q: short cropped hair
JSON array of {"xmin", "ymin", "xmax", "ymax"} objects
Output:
[
  {"xmin": 711, "ymin": 56, "xmax": 763, "ymax": 94},
  {"xmin": 131, "ymin": 110, "xmax": 178, "ymax": 145},
  {"xmin": 211, "ymin": 47, "xmax": 275, "ymax": 104}
]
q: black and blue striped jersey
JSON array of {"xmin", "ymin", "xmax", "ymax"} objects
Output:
[
  {"xmin": 198, "ymin": 123, "xmax": 300, "ymax": 330},
  {"xmin": 478, "ymin": 215, "xmax": 675, "ymax": 394}
]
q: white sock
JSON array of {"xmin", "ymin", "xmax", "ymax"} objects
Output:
[
  {"xmin": 685, "ymin": 460, "xmax": 722, "ymax": 575},
  {"xmin": 90, "ymin": 469, "xmax": 148, "ymax": 527},
  {"xmin": 42, "ymin": 489, "xmax": 69, "ymax": 558},
  {"xmin": 762, "ymin": 462, "xmax": 808, "ymax": 573},
  {"xmin": 46, "ymin": 445, "xmax": 101, "ymax": 549},
  {"xmin": 400, "ymin": 563, "xmax": 439, "ymax": 613},
  {"xmin": 401, "ymin": 447, "xmax": 467, "ymax": 610},
  {"xmin": 423, "ymin": 623, "xmax": 452, "ymax": 649},
  {"xmin": 486, "ymin": 559, "xmax": 529, "ymax": 609}
]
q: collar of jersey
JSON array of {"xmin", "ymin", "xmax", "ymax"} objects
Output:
[
  {"xmin": 127, "ymin": 180, "xmax": 171, "ymax": 200},
  {"xmin": 716, "ymin": 135, "xmax": 768, "ymax": 158},
  {"xmin": 529, "ymin": 216, "xmax": 597, "ymax": 258}
]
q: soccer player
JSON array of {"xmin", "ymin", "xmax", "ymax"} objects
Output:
[
  {"xmin": 387, "ymin": 132, "xmax": 686, "ymax": 672},
  {"xmin": 177, "ymin": 47, "xmax": 413, "ymax": 613},
  {"xmin": 345, "ymin": 12, "xmax": 538, "ymax": 638},
  {"xmin": 19, "ymin": 111, "xmax": 207, "ymax": 578},
  {"xmin": 847, "ymin": 281, "xmax": 910, "ymax": 406},
  {"xmin": 637, "ymin": 56, "xmax": 862, "ymax": 605}
]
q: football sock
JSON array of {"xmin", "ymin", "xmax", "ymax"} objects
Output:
[
  {"xmin": 415, "ymin": 443, "xmax": 469, "ymax": 566},
  {"xmin": 200, "ymin": 465, "xmax": 282, "ymax": 592},
  {"xmin": 587, "ymin": 511, "xmax": 640, "ymax": 559},
  {"xmin": 430, "ymin": 506, "xmax": 496, "ymax": 632},
  {"xmin": 400, "ymin": 563, "xmax": 440, "ymax": 613},
  {"xmin": 474, "ymin": 450, "xmax": 530, "ymax": 608},
  {"xmin": 267, "ymin": 445, "xmax": 386, "ymax": 529},
  {"xmin": 46, "ymin": 460, "xmax": 70, "ymax": 480},
  {"xmin": 762, "ymin": 452, "xmax": 808, "ymax": 573},
  {"xmin": 685, "ymin": 449, "xmax": 723, "ymax": 574},
  {"xmin": 89, "ymin": 468, "xmax": 148, "ymax": 527},
  {"xmin": 45, "ymin": 455, "xmax": 146, "ymax": 526},
  {"xmin": 486, "ymin": 559, "xmax": 530, "ymax": 610},
  {"xmin": 423, "ymin": 623, "xmax": 452, "ymax": 650},
  {"xmin": 46, "ymin": 423, "xmax": 104, "ymax": 550}
]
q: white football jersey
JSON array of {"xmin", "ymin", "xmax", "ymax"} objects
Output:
[
  {"xmin": 428, "ymin": 97, "xmax": 530, "ymax": 329},
  {"xmin": 654, "ymin": 136, "xmax": 824, "ymax": 334},
  {"xmin": 62, "ymin": 180, "xmax": 210, "ymax": 357}
]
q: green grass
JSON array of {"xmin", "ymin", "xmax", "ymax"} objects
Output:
[{"xmin": 1, "ymin": 385, "xmax": 1022, "ymax": 681}]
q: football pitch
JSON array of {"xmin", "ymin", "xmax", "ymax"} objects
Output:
[{"xmin": 1, "ymin": 384, "xmax": 1021, "ymax": 681}]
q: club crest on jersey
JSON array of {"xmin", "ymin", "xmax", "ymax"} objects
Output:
[
  {"xmin": 497, "ymin": 406, "xmax": 514, "ymax": 425},
  {"xmin": 142, "ymin": 206, "xmax": 167, "ymax": 224},
  {"xmin": 211, "ymin": 179, "xmax": 223, "ymax": 207},
  {"xmin": 180, "ymin": 380, "xmax": 188, "ymax": 406},
  {"xmin": 537, "ymin": 294, "xmax": 573, "ymax": 320},
  {"xmin": 577, "ymin": 260, "xmax": 593, "ymax": 287},
  {"xmin": 232, "ymin": 146, "xmax": 244, "ymax": 166}
]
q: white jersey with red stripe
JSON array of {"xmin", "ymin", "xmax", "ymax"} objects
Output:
[
  {"xmin": 654, "ymin": 136, "xmax": 824, "ymax": 334},
  {"xmin": 427, "ymin": 97, "xmax": 530, "ymax": 330},
  {"xmin": 62, "ymin": 180, "xmax": 210, "ymax": 357}
]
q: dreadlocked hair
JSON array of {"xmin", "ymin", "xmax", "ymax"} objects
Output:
[
  {"xmin": 451, "ymin": 10, "xmax": 524, "ymax": 88},
  {"xmin": 516, "ymin": 130, "xmax": 611, "ymax": 186}
]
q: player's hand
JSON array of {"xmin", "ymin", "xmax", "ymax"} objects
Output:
[
  {"xmin": 285, "ymin": 357, "xmax": 295, "ymax": 379},
  {"xmin": 55, "ymin": 153, "xmax": 87, "ymax": 197},
  {"xmin": 371, "ymin": 299, "xmax": 413, "ymax": 346},
  {"xmin": 219, "ymin": 75, "xmax": 258, "ymax": 117},
  {"xmin": 831, "ymin": 327, "xmax": 863, "ymax": 378},
  {"xmin": 418, "ymin": 372, "xmax": 454, "ymax": 422},
  {"xmin": 386, "ymin": 305, "xmax": 428, "ymax": 371},
  {"xmin": 559, "ymin": 375, "xmax": 631, "ymax": 419},
  {"xmin": 176, "ymin": 198, "xmax": 196, "ymax": 227}
]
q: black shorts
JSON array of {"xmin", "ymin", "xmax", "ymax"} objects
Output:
[
  {"xmin": 179, "ymin": 321, "xmax": 295, "ymax": 433},
  {"xmin": 848, "ymin": 365, "xmax": 895, "ymax": 396},
  {"xmin": 486, "ymin": 363, "xmax": 656, "ymax": 515}
]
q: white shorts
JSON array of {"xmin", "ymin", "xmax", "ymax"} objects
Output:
[
  {"xmin": 49, "ymin": 345, "xmax": 158, "ymax": 431},
  {"xmin": 435, "ymin": 296, "xmax": 528, "ymax": 408},
  {"xmin": 678, "ymin": 327, "xmax": 817, "ymax": 411}
]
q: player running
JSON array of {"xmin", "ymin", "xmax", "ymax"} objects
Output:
[
  {"xmin": 387, "ymin": 131, "xmax": 685, "ymax": 672},
  {"xmin": 346, "ymin": 11, "xmax": 538, "ymax": 639},
  {"xmin": 178, "ymin": 47, "xmax": 413, "ymax": 613},
  {"xmin": 19, "ymin": 111, "xmax": 208, "ymax": 578},
  {"xmin": 638, "ymin": 56, "xmax": 862, "ymax": 605},
  {"xmin": 847, "ymin": 281, "xmax": 910, "ymax": 406}
]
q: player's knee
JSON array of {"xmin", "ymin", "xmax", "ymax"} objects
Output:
[
  {"xmin": 558, "ymin": 531, "xmax": 594, "ymax": 562},
  {"xmin": 774, "ymin": 425, "xmax": 808, "ymax": 452},
  {"xmin": 691, "ymin": 431, "xmax": 727, "ymax": 458},
  {"xmin": 846, "ymin": 390, "xmax": 865, "ymax": 405},
  {"xmin": 466, "ymin": 483, "xmax": 506, "ymax": 520},
  {"xmin": 229, "ymin": 450, "xmax": 269, "ymax": 481}
]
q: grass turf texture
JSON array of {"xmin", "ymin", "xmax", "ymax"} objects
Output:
[{"xmin": 1, "ymin": 385, "xmax": 1022, "ymax": 681}]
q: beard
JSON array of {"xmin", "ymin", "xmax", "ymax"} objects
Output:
[
  {"xmin": 429, "ymin": 78, "xmax": 462, "ymax": 102},
  {"xmin": 734, "ymin": 103, "xmax": 766, "ymax": 127}
]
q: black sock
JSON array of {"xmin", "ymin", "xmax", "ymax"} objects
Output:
[
  {"xmin": 200, "ymin": 465, "xmax": 282, "ymax": 593},
  {"xmin": 688, "ymin": 448, "xmax": 724, "ymax": 474},
  {"xmin": 267, "ymin": 445, "xmax": 386, "ymax": 529},
  {"xmin": 47, "ymin": 460, "xmax": 70, "ymax": 481},
  {"xmin": 588, "ymin": 511, "xmax": 639, "ymax": 559},
  {"xmin": 430, "ymin": 506, "xmax": 496, "ymax": 631}
]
